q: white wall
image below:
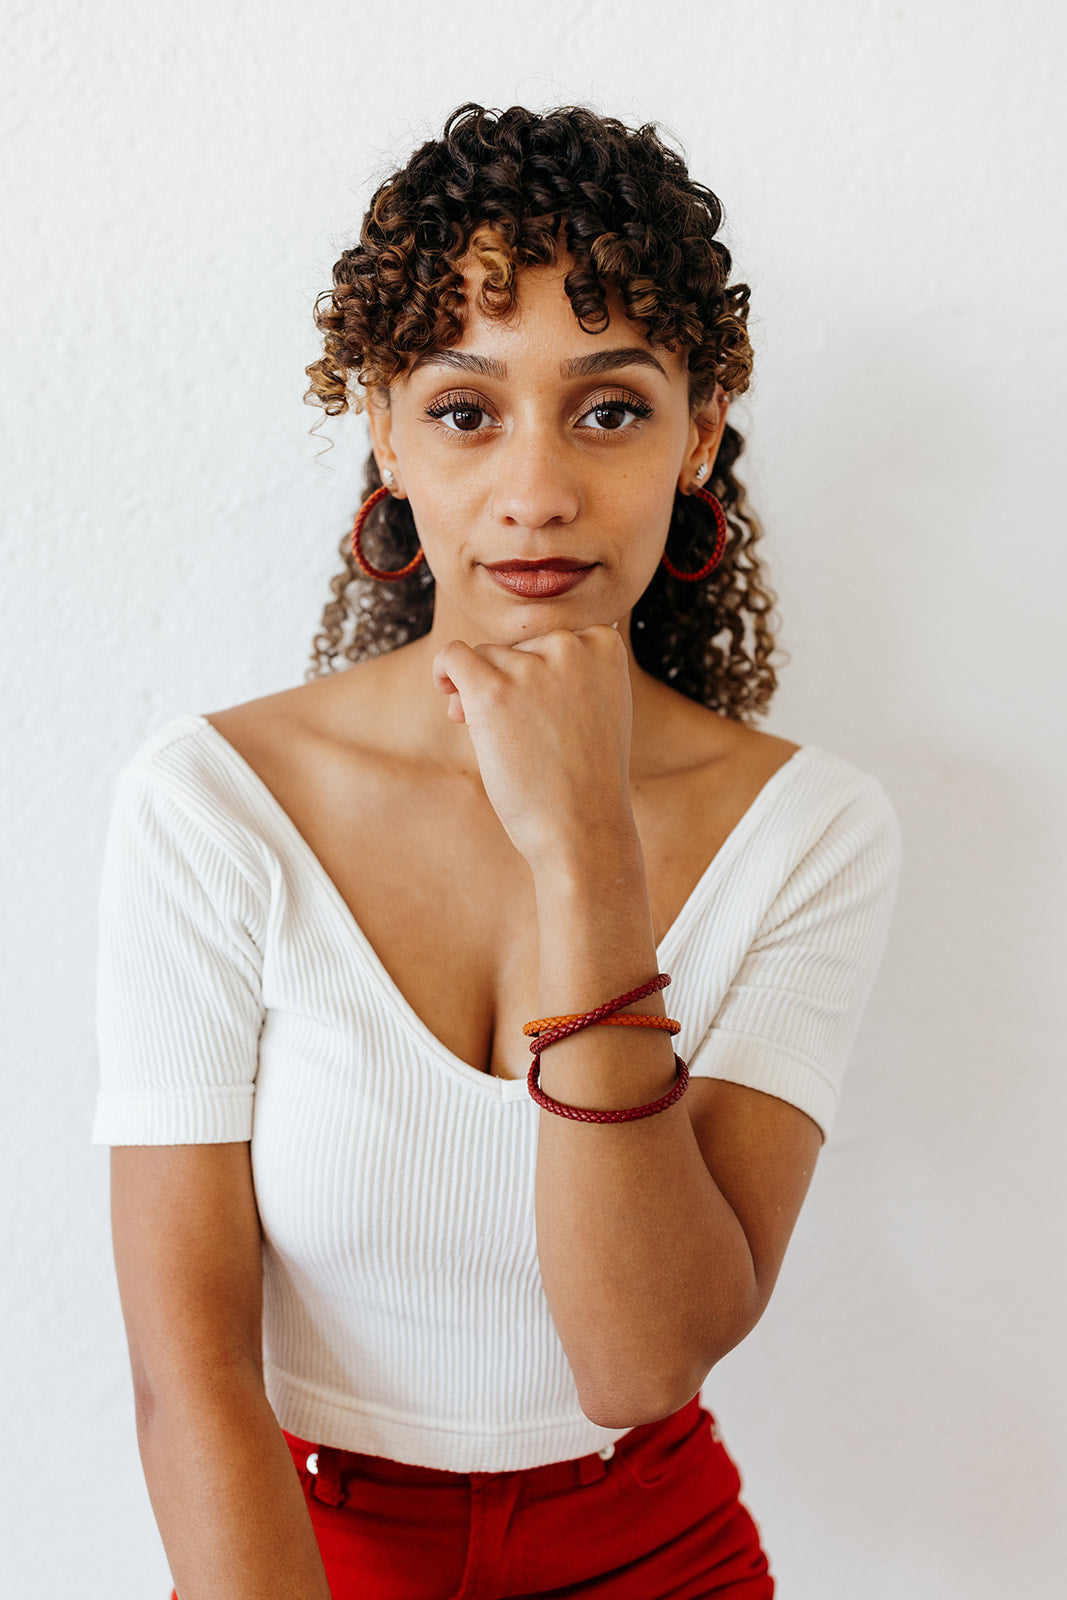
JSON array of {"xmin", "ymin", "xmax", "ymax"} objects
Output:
[{"xmin": 3, "ymin": 2, "xmax": 1064, "ymax": 1595}]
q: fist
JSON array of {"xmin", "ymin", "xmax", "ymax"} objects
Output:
[{"xmin": 432, "ymin": 625, "xmax": 635, "ymax": 866}]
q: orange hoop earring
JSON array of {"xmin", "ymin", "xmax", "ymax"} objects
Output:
[
  {"xmin": 659, "ymin": 486, "xmax": 728, "ymax": 582},
  {"xmin": 349, "ymin": 485, "xmax": 426, "ymax": 582}
]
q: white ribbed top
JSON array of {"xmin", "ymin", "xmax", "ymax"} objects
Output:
[{"xmin": 92, "ymin": 713, "xmax": 901, "ymax": 1472}]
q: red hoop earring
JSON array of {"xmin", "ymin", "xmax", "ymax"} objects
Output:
[
  {"xmin": 349, "ymin": 485, "xmax": 426, "ymax": 582},
  {"xmin": 660, "ymin": 486, "xmax": 728, "ymax": 582}
]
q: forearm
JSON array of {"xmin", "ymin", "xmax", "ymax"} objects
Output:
[
  {"xmin": 135, "ymin": 1364, "xmax": 332, "ymax": 1600},
  {"xmin": 532, "ymin": 828, "xmax": 760, "ymax": 1428}
]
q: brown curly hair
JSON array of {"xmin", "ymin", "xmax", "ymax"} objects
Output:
[{"xmin": 304, "ymin": 102, "xmax": 782, "ymax": 721}]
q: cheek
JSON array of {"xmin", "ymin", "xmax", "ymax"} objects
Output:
[
  {"xmin": 396, "ymin": 427, "xmax": 484, "ymax": 517},
  {"xmin": 402, "ymin": 489, "xmax": 475, "ymax": 579},
  {"xmin": 604, "ymin": 479, "xmax": 677, "ymax": 557}
]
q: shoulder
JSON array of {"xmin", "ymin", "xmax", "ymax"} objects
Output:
[
  {"xmin": 635, "ymin": 677, "xmax": 802, "ymax": 812},
  {"xmin": 645, "ymin": 681, "xmax": 899, "ymax": 872},
  {"xmin": 114, "ymin": 710, "xmax": 237, "ymax": 826},
  {"xmin": 198, "ymin": 655, "xmax": 403, "ymax": 808},
  {"xmin": 100, "ymin": 715, "xmax": 273, "ymax": 936},
  {"xmin": 105, "ymin": 668, "xmax": 390, "ymax": 883},
  {"xmin": 663, "ymin": 686, "xmax": 896, "ymax": 823},
  {"xmin": 751, "ymin": 739, "xmax": 902, "ymax": 921},
  {"xmin": 202, "ymin": 644, "xmax": 414, "ymax": 750}
]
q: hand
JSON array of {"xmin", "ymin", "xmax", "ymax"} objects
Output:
[{"xmin": 431, "ymin": 625, "xmax": 637, "ymax": 869}]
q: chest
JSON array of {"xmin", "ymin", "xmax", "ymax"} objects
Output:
[{"xmin": 208, "ymin": 714, "xmax": 796, "ymax": 1079}]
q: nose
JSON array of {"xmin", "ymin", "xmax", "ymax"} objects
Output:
[{"xmin": 489, "ymin": 431, "xmax": 580, "ymax": 531}]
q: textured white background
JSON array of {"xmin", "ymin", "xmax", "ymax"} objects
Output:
[{"xmin": 3, "ymin": 2, "xmax": 1065, "ymax": 1595}]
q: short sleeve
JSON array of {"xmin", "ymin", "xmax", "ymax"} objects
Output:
[
  {"xmin": 92, "ymin": 767, "xmax": 267, "ymax": 1145},
  {"xmin": 686, "ymin": 777, "xmax": 901, "ymax": 1140}
]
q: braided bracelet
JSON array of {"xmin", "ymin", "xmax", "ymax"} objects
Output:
[
  {"xmin": 523, "ymin": 1013, "xmax": 682, "ymax": 1040},
  {"xmin": 527, "ymin": 1053, "xmax": 690, "ymax": 1123},
  {"xmin": 523, "ymin": 972, "xmax": 671, "ymax": 1057},
  {"xmin": 523, "ymin": 972, "xmax": 689, "ymax": 1123}
]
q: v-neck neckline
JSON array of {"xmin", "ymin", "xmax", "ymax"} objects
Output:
[{"xmin": 182, "ymin": 712, "xmax": 813, "ymax": 1089}]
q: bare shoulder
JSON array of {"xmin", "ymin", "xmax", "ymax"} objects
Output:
[
  {"xmin": 633, "ymin": 681, "xmax": 802, "ymax": 950},
  {"xmin": 636, "ymin": 675, "xmax": 800, "ymax": 793},
  {"xmin": 202, "ymin": 653, "xmax": 404, "ymax": 779},
  {"xmin": 199, "ymin": 649, "xmax": 415, "ymax": 812}
]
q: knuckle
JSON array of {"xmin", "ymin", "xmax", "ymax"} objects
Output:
[
  {"xmin": 548, "ymin": 628, "xmax": 580, "ymax": 657},
  {"xmin": 591, "ymin": 623, "xmax": 624, "ymax": 648}
]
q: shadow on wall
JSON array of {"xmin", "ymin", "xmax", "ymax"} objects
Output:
[
  {"xmin": 709, "ymin": 303, "xmax": 1060, "ymax": 1593},
  {"xmin": 709, "ymin": 751, "xmax": 1060, "ymax": 1596}
]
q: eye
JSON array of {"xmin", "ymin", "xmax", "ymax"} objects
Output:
[
  {"xmin": 424, "ymin": 392, "xmax": 498, "ymax": 433},
  {"xmin": 576, "ymin": 391, "xmax": 654, "ymax": 433}
]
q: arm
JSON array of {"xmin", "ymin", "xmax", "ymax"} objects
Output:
[
  {"xmin": 111, "ymin": 1142, "xmax": 332, "ymax": 1600},
  {"xmin": 530, "ymin": 839, "xmax": 821, "ymax": 1427},
  {"xmin": 433, "ymin": 625, "xmax": 878, "ymax": 1429}
]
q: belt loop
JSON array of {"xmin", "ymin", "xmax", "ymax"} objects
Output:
[
  {"xmin": 308, "ymin": 1444, "xmax": 345, "ymax": 1506},
  {"xmin": 577, "ymin": 1448, "xmax": 609, "ymax": 1486}
]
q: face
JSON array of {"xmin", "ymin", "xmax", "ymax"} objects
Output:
[{"xmin": 367, "ymin": 252, "xmax": 727, "ymax": 647}]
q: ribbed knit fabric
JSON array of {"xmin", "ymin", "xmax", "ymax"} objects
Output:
[{"xmin": 93, "ymin": 713, "xmax": 901, "ymax": 1472}]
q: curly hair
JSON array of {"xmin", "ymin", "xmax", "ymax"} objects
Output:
[{"xmin": 304, "ymin": 103, "xmax": 782, "ymax": 721}]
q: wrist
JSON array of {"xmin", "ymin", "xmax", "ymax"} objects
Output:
[
  {"xmin": 528, "ymin": 816, "xmax": 645, "ymax": 900},
  {"xmin": 531, "ymin": 834, "xmax": 661, "ymax": 1025}
]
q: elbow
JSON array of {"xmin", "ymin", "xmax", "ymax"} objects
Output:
[
  {"xmin": 575, "ymin": 1311, "xmax": 764, "ymax": 1431},
  {"xmin": 579, "ymin": 1391, "xmax": 692, "ymax": 1432},
  {"xmin": 576, "ymin": 1356, "xmax": 720, "ymax": 1433},
  {"xmin": 578, "ymin": 1363, "xmax": 715, "ymax": 1431}
]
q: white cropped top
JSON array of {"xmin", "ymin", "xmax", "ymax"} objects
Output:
[{"xmin": 92, "ymin": 713, "xmax": 901, "ymax": 1472}]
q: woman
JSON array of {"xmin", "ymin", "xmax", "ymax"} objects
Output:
[{"xmin": 94, "ymin": 104, "xmax": 900, "ymax": 1598}]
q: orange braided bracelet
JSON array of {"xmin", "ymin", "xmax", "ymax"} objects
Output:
[
  {"xmin": 523, "ymin": 1014, "xmax": 681, "ymax": 1037},
  {"xmin": 523, "ymin": 973, "xmax": 671, "ymax": 1057}
]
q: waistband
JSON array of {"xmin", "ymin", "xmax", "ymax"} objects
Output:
[{"xmin": 284, "ymin": 1395, "xmax": 707, "ymax": 1505}]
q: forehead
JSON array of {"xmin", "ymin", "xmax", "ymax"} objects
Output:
[{"xmin": 408, "ymin": 254, "xmax": 685, "ymax": 381}]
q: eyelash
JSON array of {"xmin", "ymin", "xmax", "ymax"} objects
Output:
[{"xmin": 423, "ymin": 388, "xmax": 655, "ymax": 434}]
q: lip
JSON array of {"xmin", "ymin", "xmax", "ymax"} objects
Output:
[{"xmin": 483, "ymin": 559, "xmax": 596, "ymax": 599}]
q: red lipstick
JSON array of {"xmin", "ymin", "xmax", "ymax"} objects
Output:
[{"xmin": 483, "ymin": 558, "xmax": 595, "ymax": 599}]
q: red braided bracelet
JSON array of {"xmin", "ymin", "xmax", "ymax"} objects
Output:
[
  {"xmin": 527, "ymin": 1053, "xmax": 690, "ymax": 1123},
  {"xmin": 524, "ymin": 973, "xmax": 671, "ymax": 1057},
  {"xmin": 523, "ymin": 972, "xmax": 690, "ymax": 1123}
]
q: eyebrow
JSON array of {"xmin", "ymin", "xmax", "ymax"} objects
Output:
[
  {"xmin": 409, "ymin": 350, "xmax": 507, "ymax": 378},
  {"xmin": 560, "ymin": 348, "xmax": 667, "ymax": 379},
  {"xmin": 407, "ymin": 346, "xmax": 667, "ymax": 380}
]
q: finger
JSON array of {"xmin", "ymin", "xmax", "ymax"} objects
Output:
[
  {"xmin": 431, "ymin": 647, "xmax": 466, "ymax": 722},
  {"xmin": 431, "ymin": 639, "xmax": 505, "ymax": 721},
  {"xmin": 432, "ymin": 640, "xmax": 494, "ymax": 691},
  {"xmin": 431, "ymin": 648, "xmax": 461, "ymax": 697}
]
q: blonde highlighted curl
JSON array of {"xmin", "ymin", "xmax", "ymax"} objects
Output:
[{"xmin": 304, "ymin": 103, "xmax": 782, "ymax": 721}]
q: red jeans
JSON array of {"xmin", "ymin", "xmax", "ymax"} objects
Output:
[{"xmin": 170, "ymin": 1398, "xmax": 773, "ymax": 1598}]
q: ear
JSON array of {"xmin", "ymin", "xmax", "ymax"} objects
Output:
[
  {"xmin": 365, "ymin": 389, "xmax": 405, "ymax": 498},
  {"xmin": 678, "ymin": 384, "xmax": 730, "ymax": 493}
]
